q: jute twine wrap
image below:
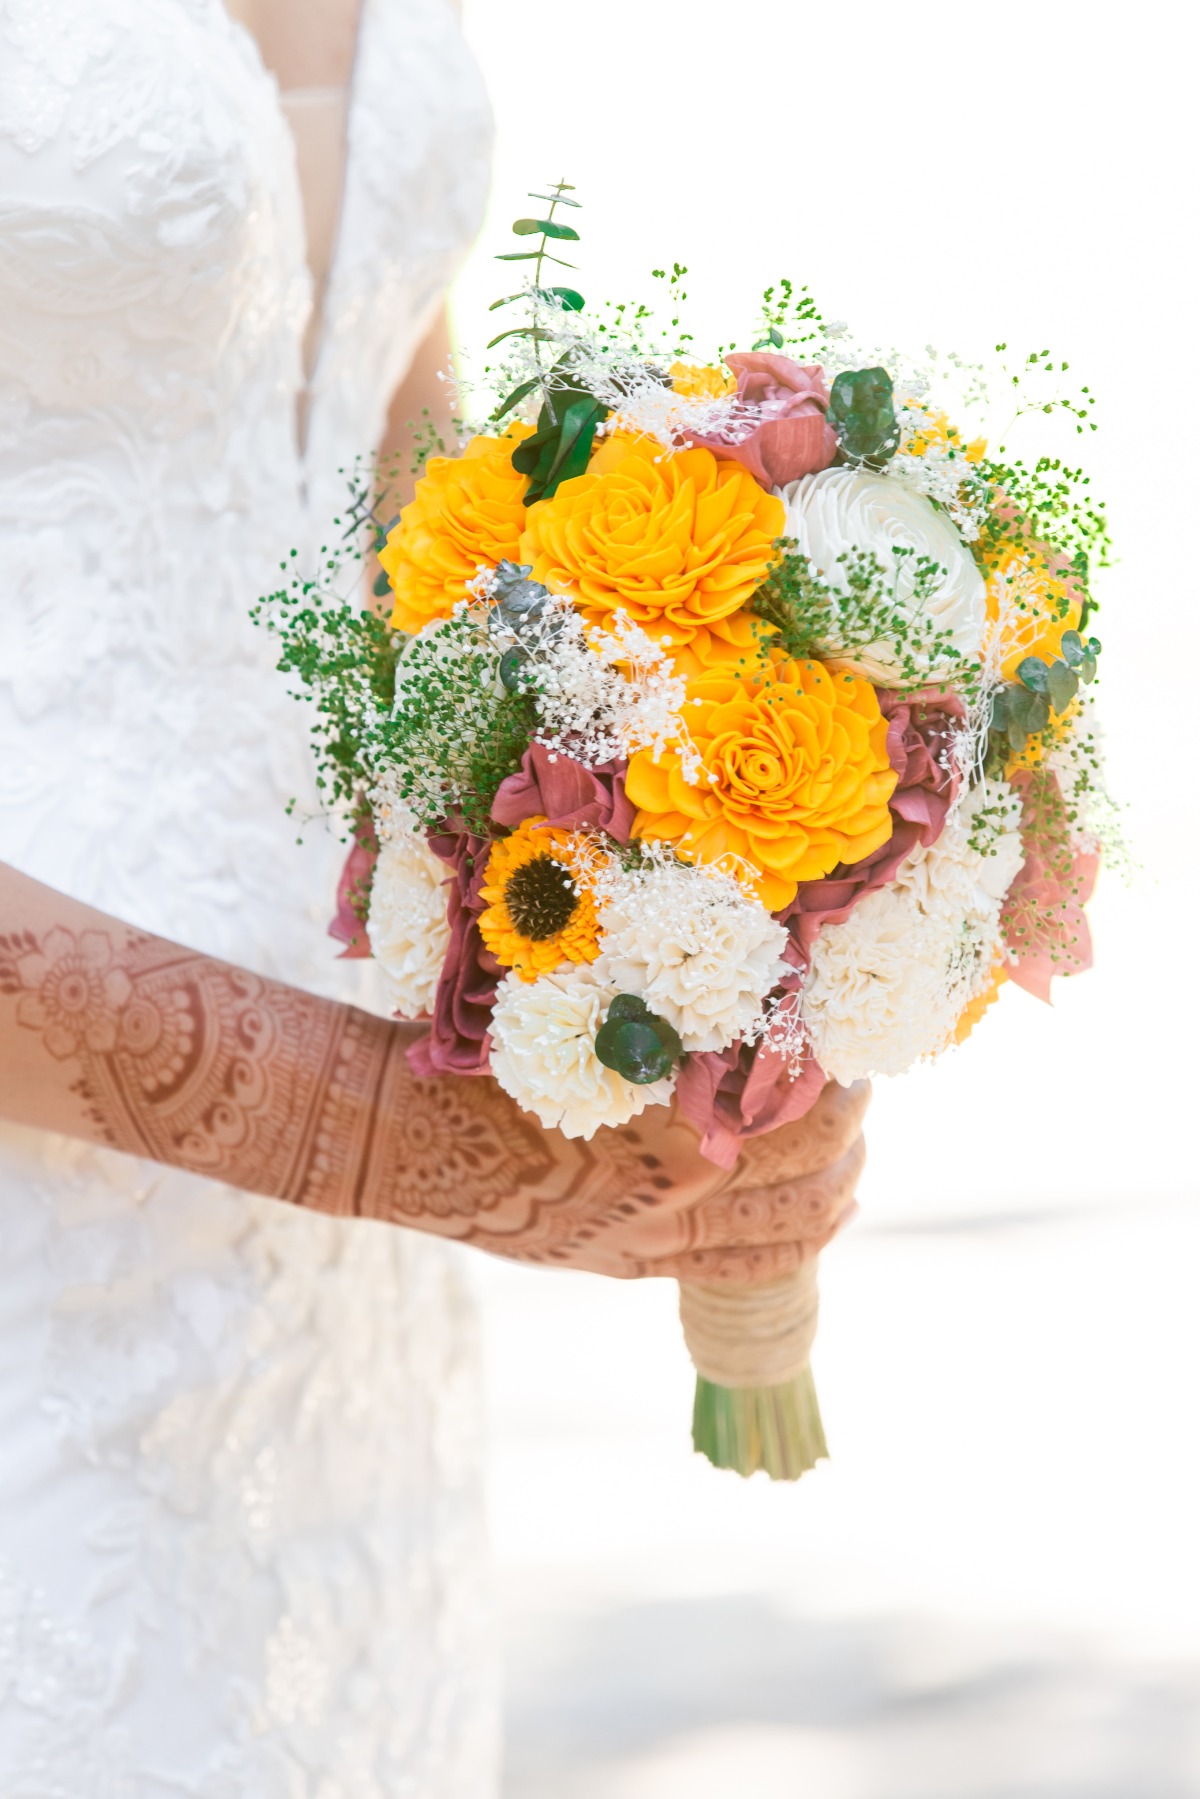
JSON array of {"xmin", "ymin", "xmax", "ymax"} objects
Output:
[{"xmin": 679, "ymin": 1262, "xmax": 819, "ymax": 1390}]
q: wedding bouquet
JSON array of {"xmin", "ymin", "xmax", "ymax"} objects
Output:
[{"xmin": 258, "ymin": 185, "xmax": 1120, "ymax": 1479}]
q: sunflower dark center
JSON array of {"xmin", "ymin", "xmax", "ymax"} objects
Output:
[{"xmin": 505, "ymin": 855, "xmax": 579, "ymax": 940}]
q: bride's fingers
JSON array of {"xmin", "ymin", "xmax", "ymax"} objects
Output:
[
  {"xmin": 720, "ymin": 1079, "xmax": 871, "ymax": 1193},
  {"xmin": 616, "ymin": 1135, "xmax": 865, "ymax": 1264},
  {"xmin": 630, "ymin": 1239, "xmax": 818, "ymax": 1285}
]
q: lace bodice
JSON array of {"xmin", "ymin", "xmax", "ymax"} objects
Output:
[{"xmin": 0, "ymin": 0, "xmax": 497, "ymax": 1790}]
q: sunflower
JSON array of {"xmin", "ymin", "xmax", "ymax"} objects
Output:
[{"xmin": 478, "ymin": 819, "xmax": 601, "ymax": 981}]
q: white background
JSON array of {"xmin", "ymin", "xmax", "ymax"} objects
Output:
[{"xmin": 453, "ymin": 2, "xmax": 1198, "ymax": 1790}]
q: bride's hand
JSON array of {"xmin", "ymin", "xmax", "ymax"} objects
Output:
[{"xmin": 355, "ymin": 1035, "xmax": 869, "ymax": 1284}]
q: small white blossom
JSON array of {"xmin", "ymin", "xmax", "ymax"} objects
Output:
[{"xmin": 488, "ymin": 965, "xmax": 675, "ymax": 1139}]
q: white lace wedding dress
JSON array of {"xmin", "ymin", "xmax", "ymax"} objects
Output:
[{"xmin": 0, "ymin": 1, "xmax": 497, "ymax": 1791}]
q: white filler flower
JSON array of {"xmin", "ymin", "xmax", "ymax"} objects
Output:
[
  {"xmin": 594, "ymin": 858, "xmax": 789, "ymax": 1053},
  {"xmin": 488, "ymin": 965, "xmax": 675, "ymax": 1139},
  {"xmin": 781, "ymin": 466, "xmax": 986, "ymax": 683},
  {"xmin": 803, "ymin": 779, "xmax": 1023, "ymax": 1082},
  {"xmin": 366, "ymin": 816, "xmax": 451, "ymax": 1020}
]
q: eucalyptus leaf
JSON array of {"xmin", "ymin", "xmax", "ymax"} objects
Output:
[
  {"xmin": 495, "ymin": 252, "xmax": 542, "ymax": 262},
  {"xmin": 1047, "ymin": 659, "xmax": 1078, "ymax": 713},
  {"xmin": 607, "ymin": 993, "xmax": 650, "ymax": 1022},
  {"xmin": 529, "ymin": 192, "xmax": 582, "ymax": 207},
  {"xmin": 1017, "ymin": 656, "xmax": 1050, "ymax": 694},
  {"xmin": 511, "ymin": 218, "xmax": 580, "ymax": 241},
  {"xmin": 1079, "ymin": 653, "xmax": 1097, "ymax": 683},
  {"xmin": 828, "ymin": 366, "xmax": 899, "ymax": 464},
  {"xmin": 594, "ymin": 1019, "xmax": 675, "ymax": 1085},
  {"xmin": 1059, "ymin": 629, "xmax": 1084, "ymax": 666}
]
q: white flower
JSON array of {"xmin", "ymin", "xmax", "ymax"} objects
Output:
[
  {"xmin": 593, "ymin": 858, "xmax": 788, "ymax": 1053},
  {"xmin": 780, "ymin": 466, "xmax": 986, "ymax": 683},
  {"xmin": 897, "ymin": 779, "xmax": 1024, "ymax": 917},
  {"xmin": 802, "ymin": 779, "xmax": 1022, "ymax": 1082},
  {"xmin": 488, "ymin": 965, "xmax": 675, "ymax": 1139},
  {"xmin": 802, "ymin": 886, "xmax": 963, "ymax": 1081},
  {"xmin": 366, "ymin": 813, "xmax": 451, "ymax": 1020}
]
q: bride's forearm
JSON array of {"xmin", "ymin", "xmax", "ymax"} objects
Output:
[
  {"xmin": 0, "ymin": 861, "xmax": 867, "ymax": 1278},
  {"xmin": 0, "ymin": 860, "xmax": 407, "ymax": 1214}
]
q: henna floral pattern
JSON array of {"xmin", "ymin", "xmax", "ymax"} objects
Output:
[
  {"xmin": 1, "ymin": 908, "xmax": 868, "ymax": 1283},
  {"xmin": 4, "ymin": 927, "xmax": 133, "ymax": 1059}
]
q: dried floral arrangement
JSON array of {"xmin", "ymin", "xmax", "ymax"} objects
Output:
[{"xmin": 255, "ymin": 184, "xmax": 1122, "ymax": 1478}]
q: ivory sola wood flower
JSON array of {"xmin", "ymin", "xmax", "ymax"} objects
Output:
[
  {"xmin": 626, "ymin": 657, "xmax": 897, "ymax": 911},
  {"xmin": 380, "ymin": 424, "xmax": 534, "ymax": 634},
  {"xmin": 519, "ymin": 435, "xmax": 783, "ymax": 678}
]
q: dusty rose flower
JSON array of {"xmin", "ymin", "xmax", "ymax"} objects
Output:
[
  {"xmin": 1001, "ymin": 769, "xmax": 1099, "ymax": 1001},
  {"xmin": 328, "ymin": 813, "xmax": 378, "ymax": 959},
  {"xmin": 490, "ymin": 743, "xmax": 635, "ymax": 842},
  {"xmin": 406, "ymin": 831, "xmax": 499, "ymax": 1079},
  {"xmin": 686, "ymin": 352, "xmax": 838, "ymax": 490}
]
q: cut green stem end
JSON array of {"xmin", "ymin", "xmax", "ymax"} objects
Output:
[{"xmin": 692, "ymin": 1367, "xmax": 828, "ymax": 1481}]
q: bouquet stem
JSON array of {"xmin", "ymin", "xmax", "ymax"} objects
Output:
[{"xmin": 680, "ymin": 1263, "xmax": 827, "ymax": 1481}]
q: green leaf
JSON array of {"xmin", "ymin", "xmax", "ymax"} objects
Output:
[
  {"xmin": 1079, "ymin": 653, "xmax": 1097, "ymax": 683},
  {"xmin": 512, "ymin": 218, "xmax": 581, "ymax": 240},
  {"xmin": 1059, "ymin": 628, "xmax": 1084, "ymax": 666},
  {"xmin": 528, "ymin": 192, "xmax": 582, "ymax": 207},
  {"xmin": 1017, "ymin": 656, "xmax": 1050, "ymax": 694},
  {"xmin": 495, "ymin": 251, "xmax": 542, "ymax": 262},
  {"xmin": 492, "ymin": 375, "xmax": 542, "ymax": 421},
  {"xmin": 372, "ymin": 569, "xmax": 392, "ymax": 599},
  {"xmin": 498, "ymin": 646, "xmax": 529, "ymax": 692},
  {"xmin": 1046, "ymin": 659, "xmax": 1078, "ymax": 713},
  {"xmin": 486, "ymin": 325, "xmax": 557, "ymax": 350},
  {"xmin": 594, "ymin": 1018, "xmax": 675, "ymax": 1085},
  {"xmin": 607, "ymin": 993, "xmax": 650, "ymax": 1022},
  {"xmin": 488, "ymin": 292, "xmax": 527, "ymax": 312},
  {"xmin": 828, "ymin": 367, "xmax": 899, "ymax": 464},
  {"xmin": 543, "ymin": 286, "xmax": 585, "ymax": 311}
]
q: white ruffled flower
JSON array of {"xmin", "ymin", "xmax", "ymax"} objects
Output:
[
  {"xmin": 781, "ymin": 466, "xmax": 986, "ymax": 683},
  {"xmin": 802, "ymin": 779, "xmax": 1023, "ymax": 1082},
  {"xmin": 366, "ymin": 805, "xmax": 451, "ymax": 1020},
  {"xmin": 897, "ymin": 779, "xmax": 1025, "ymax": 918},
  {"xmin": 488, "ymin": 965, "xmax": 675, "ymax": 1139},
  {"xmin": 593, "ymin": 858, "xmax": 789, "ymax": 1053}
]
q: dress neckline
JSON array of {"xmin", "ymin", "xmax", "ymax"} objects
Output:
[{"xmin": 221, "ymin": 0, "xmax": 368, "ymax": 458}]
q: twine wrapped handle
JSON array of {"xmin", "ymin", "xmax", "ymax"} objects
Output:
[
  {"xmin": 679, "ymin": 1263, "xmax": 819, "ymax": 1389},
  {"xmin": 679, "ymin": 1264, "xmax": 828, "ymax": 1481}
]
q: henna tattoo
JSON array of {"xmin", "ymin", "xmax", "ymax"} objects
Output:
[
  {"xmin": 0, "ymin": 893, "xmax": 868, "ymax": 1278},
  {"xmin": 1, "ymin": 924, "xmax": 384, "ymax": 1214}
]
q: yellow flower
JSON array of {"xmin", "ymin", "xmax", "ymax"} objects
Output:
[
  {"xmin": 381, "ymin": 425, "xmax": 534, "ymax": 635},
  {"xmin": 626, "ymin": 657, "xmax": 897, "ymax": 911},
  {"xmin": 477, "ymin": 818, "xmax": 600, "ymax": 981},
  {"xmin": 983, "ymin": 544, "xmax": 1082, "ymax": 681},
  {"xmin": 902, "ymin": 406, "xmax": 987, "ymax": 464},
  {"xmin": 669, "ymin": 361, "xmax": 736, "ymax": 399},
  {"xmin": 519, "ymin": 434, "xmax": 785, "ymax": 676},
  {"xmin": 953, "ymin": 966, "xmax": 1007, "ymax": 1044}
]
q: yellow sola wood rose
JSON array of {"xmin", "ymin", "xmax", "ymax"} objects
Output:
[
  {"xmin": 380, "ymin": 424, "xmax": 534, "ymax": 634},
  {"xmin": 626, "ymin": 658, "xmax": 897, "ymax": 911},
  {"xmin": 518, "ymin": 434, "xmax": 784, "ymax": 677}
]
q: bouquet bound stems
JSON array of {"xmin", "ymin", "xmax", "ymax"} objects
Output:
[{"xmin": 681, "ymin": 1263, "xmax": 826, "ymax": 1480}]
